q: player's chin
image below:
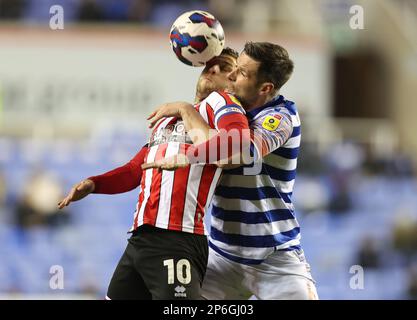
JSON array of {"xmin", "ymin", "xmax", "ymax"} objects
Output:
[
  {"xmin": 202, "ymin": 79, "xmax": 215, "ymax": 90},
  {"xmin": 201, "ymin": 84, "xmax": 217, "ymax": 96},
  {"xmin": 226, "ymin": 85, "xmax": 236, "ymax": 95},
  {"xmin": 198, "ymin": 80, "xmax": 212, "ymax": 93}
]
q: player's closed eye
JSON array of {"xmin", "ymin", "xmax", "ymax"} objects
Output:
[
  {"xmin": 219, "ymin": 62, "xmax": 233, "ymax": 73},
  {"xmin": 203, "ymin": 61, "xmax": 216, "ymax": 73}
]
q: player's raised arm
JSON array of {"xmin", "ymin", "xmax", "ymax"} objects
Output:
[
  {"xmin": 58, "ymin": 179, "xmax": 95, "ymax": 209},
  {"xmin": 251, "ymin": 110, "xmax": 294, "ymax": 160},
  {"xmin": 58, "ymin": 145, "xmax": 148, "ymax": 209},
  {"xmin": 143, "ymin": 92, "xmax": 251, "ymax": 171},
  {"xmin": 183, "ymin": 92, "xmax": 250, "ymax": 165}
]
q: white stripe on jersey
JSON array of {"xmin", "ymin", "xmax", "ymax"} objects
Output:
[
  {"xmin": 155, "ymin": 117, "xmax": 175, "ymax": 136},
  {"xmin": 199, "ymin": 103, "xmax": 209, "ymax": 123},
  {"xmin": 274, "ymin": 179, "xmax": 296, "ymax": 194},
  {"xmin": 205, "ymin": 168, "xmax": 222, "ymax": 211},
  {"xmin": 213, "ymin": 195, "xmax": 294, "ymax": 213},
  {"xmin": 290, "ymin": 113, "xmax": 301, "ymax": 127},
  {"xmin": 131, "ymin": 200, "xmax": 140, "ymax": 230},
  {"xmin": 263, "ymin": 153, "xmax": 298, "ymax": 171},
  {"xmin": 205, "ymin": 92, "xmax": 245, "ymax": 128},
  {"xmin": 210, "ymin": 215, "xmax": 299, "ymax": 237},
  {"xmin": 210, "ymin": 235, "xmax": 302, "ymax": 260},
  {"xmin": 182, "ymin": 164, "xmax": 205, "ymax": 233},
  {"xmin": 154, "ymin": 142, "xmax": 180, "ymax": 228},
  {"xmin": 205, "ymin": 91, "xmax": 225, "ymax": 112},
  {"xmin": 210, "ymin": 238, "xmax": 275, "ymax": 260},
  {"xmin": 217, "ymin": 172, "xmax": 296, "ymax": 193},
  {"xmin": 136, "ymin": 145, "xmax": 158, "ymax": 225},
  {"xmin": 284, "ymin": 135, "xmax": 301, "ymax": 149},
  {"xmin": 214, "ymin": 106, "xmax": 244, "ymax": 125},
  {"xmin": 274, "ymin": 236, "xmax": 302, "ymax": 250},
  {"xmin": 253, "ymin": 107, "xmax": 300, "ymax": 127}
]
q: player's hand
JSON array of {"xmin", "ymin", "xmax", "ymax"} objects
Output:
[
  {"xmin": 141, "ymin": 154, "xmax": 190, "ymax": 171},
  {"xmin": 147, "ymin": 102, "xmax": 193, "ymax": 128},
  {"xmin": 58, "ymin": 179, "xmax": 95, "ymax": 209}
]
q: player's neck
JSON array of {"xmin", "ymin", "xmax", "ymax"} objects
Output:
[
  {"xmin": 245, "ymin": 95, "xmax": 272, "ymax": 112},
  {"xmin": 194, "ymin": 93, "xmax": 205, "ymax": 104}
]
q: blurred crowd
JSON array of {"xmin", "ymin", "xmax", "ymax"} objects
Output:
[
  {"xmin": 0, "ymin": 164, "xmax": 69, "ymax": 230},
  {"xmin": 0, "ymin": 138, "xmax": 417, "ymax": 298},
  {"xmin": 296, "ymin": 141, "xmax": 417, "ymax": 299}
]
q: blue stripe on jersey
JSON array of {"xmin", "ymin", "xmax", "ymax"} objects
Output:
[
  {"xmin": 210, "ymin": 226, "xmax": 300, "ymax": 248},
  {"xmin": 222, "ymin": 164, "xmax": 296, "ymax": 183},
  {"xmin": 211, "ymin": 205, "xmax": 295, "ymax": 224},
  {"xmin": 283, "ymin": 104, "xmax": 297, "ymax": 115},
  {"xmin": 247, "ymin": 142, "xmax": 261, "ymax": 163},
  {"xmin": 271, "ymin": 147, "xmax": 299, "ymax": 159},
  {"xmin": 291, "ymin": 126, "xmax": 301, "ymax": 137},
  {"xmin": 264, "ymin": 164, "xmax": 297, "ymax": 181},
  {"xmin": 215, "ymin": 185, "xmax": 293, "ymax": 202},
  {"xmin": 210, "ymin": 241, "xmax": 302, "ymax": 265},
  {"xmin": 214, "ymin": 104, "xmax": 244, "ymax": 117},
  {"xmin": 279, "ymin": 245, "xmax": 302, "ymax": 251},
  {"xmin": 247, "ymin": 95, "xmax": 284, "ymax": 119},
  {"xmin": 209, "ymin": 241, "xmax": 264, "ymax": 265},
  {"xmin": 275, "ymin": 100, "xmax": 297, "ymax": 115}
]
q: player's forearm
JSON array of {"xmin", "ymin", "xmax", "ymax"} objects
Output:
[
  {"xmin": 180, "ymin": 105, "xmax": 214, "ymax": 144},
  {"xmin": 215, "ymin": 162, "xmax": 242, "ymax": 170},
  {"xmin": 89, "ymin": 146, "xmax": 147, "ymax": 194},
  {"xmin": 215, "ymin": 139, "xmax": 256, "ymax": 169},
  {"xmin": 89, "ymin": 163, "xmax": 141, "ymax": 194},
  {"xmin": 186, "ymin": 114, "xmax": 251, "ymax": 164}
]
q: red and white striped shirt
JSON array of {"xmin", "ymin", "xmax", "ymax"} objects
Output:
[{"xmin": 131, "ymin": 91, "xmax": 246, "ymax": 235}]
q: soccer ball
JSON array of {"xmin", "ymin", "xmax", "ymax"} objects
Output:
[{"xmin": 169, "ymin": 10, "xmax": 225, "ymax": 67}]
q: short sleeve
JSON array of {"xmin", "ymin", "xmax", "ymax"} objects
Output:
[{"xmin": 250, "ymin": 109, "xmax": 294, "ymax": 159}]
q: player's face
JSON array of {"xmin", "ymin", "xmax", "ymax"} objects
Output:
[
  {"xmin": 226, "ymin": 52, "xmax": 261, "ymax": 109},
  {"xmin": 195, "ymin": 54, "xmax": 237, "ymax": 100}
]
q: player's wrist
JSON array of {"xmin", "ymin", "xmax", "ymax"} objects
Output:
[
  {"xmin": 85, "ymin": 178, "xmax": 96, "ymax": 193},
  {"xmin": 178, "ymin": 102, "xmax": 194, "ymax": 117}
]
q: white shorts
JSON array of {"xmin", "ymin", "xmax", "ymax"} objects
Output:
[{"xmin": 201, "ymin": 247, "xmax": 319, "ymax": 300}]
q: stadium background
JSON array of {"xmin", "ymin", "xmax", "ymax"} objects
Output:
[{"xmin": 0, "ymin": 0, "xmax": 417, "ymax": 299}]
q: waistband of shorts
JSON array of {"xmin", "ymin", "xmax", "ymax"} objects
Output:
[{"xmin": 131, "ymin": 224, "xmax": 207, "ymax": 238}]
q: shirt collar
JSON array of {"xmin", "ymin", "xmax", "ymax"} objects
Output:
[{"xmin": 246, "ymin": 95, "xmax": 284, "ymax": 120}]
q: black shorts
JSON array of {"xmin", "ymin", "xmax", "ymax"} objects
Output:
[{"xmin": 106, "ymin": 225, "xmax": 208, "ymax": 300}]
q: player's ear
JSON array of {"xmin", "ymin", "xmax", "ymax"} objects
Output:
[{"xmin": 258, "ymin": 82, "xmax": 275, "ymax": 96}]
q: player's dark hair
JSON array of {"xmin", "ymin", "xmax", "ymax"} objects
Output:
[
  {"xmin": 243, "ymin": 41, "xmax": 294, "ymax": 92},
  {"xmin": 221, "ymin": 47, "xmax": 239, "ymax": 59}
]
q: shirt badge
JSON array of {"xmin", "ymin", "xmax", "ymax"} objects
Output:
[{"xmin": 262, "ymin": 115, "xmax": 282, "ymax": 131}]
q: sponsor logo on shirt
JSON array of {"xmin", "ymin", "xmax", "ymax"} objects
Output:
[
  {"xmin": 262, "ymin": 115, "xmax": 282, "ymax": 131},
  {"xmin": 223, "ymin": 106, "xmax": 243, "ymax": 114},
  {"xmin": 149, "ymin": 120, "xmax": 192, "ymax": 147}
]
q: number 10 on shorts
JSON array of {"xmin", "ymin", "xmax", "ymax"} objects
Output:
[{"xmin": 163, "ymin": 259, "xmax": 191, "ymax": 285}]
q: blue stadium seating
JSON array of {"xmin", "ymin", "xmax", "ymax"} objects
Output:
[{"xmin": 1, "ymin": 137, "xmax": 417, "ymax": 299}]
